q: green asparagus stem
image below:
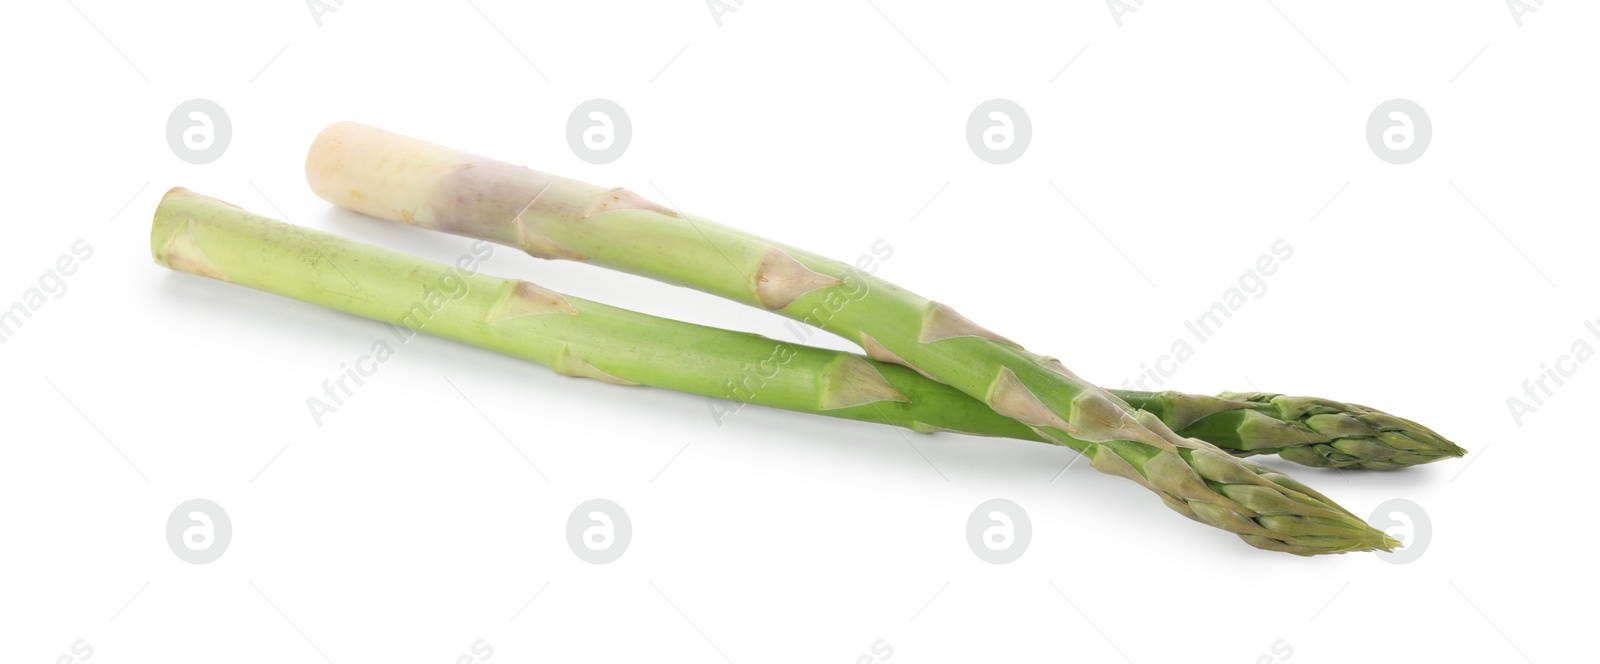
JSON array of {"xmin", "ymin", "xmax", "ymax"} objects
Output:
[
  {"xmin": 302, "ymin": 123, "xmax": 1400, "ymax": 555},
  {"xmin": 151, "ymin": 188, "xmax": 1038, "ymax": 439},
  {"xmin": 1112, "ymin": 390, "xmax": 1465, "ymax": 470}
]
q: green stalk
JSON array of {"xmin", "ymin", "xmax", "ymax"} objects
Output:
[
  {"xmin": 151, "ymin": 188, "xmax": 1038, "ymax": 439},
  {"xmin": 302, "ymin": 123, "xmax": 1400, "ymax": 555}
]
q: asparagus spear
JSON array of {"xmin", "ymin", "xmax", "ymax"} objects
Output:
[
  {"xmin": 302, "ymin": 123, "xmax": 1399, "ymax": 554},
  {"xmin": 1113, "ymin": 389, "xmax": 1464, "ymax": 470}
]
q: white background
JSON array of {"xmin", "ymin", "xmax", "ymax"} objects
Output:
[{"xmin": 2, "ymin": 1, "xmax": 1592, "ymax": 662}]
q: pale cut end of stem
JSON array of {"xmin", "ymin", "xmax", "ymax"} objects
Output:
[
  {"xmin": 307, "ymin": 122, "xmax": 694, "ymax": 267},
  {"xmin": 160, "ymin": 186, "xmax": 242, "ymax": 210},
  {"xmin": 305, "ymin": 122, "xmax": 465, "ymax": 228},
  {"xmin": 306, "ymin": 122, "xmax": 600, "ymax": 259},
  {"xmin": 152, "ymin": 188, "xmax": 231, "ymax": 281}
]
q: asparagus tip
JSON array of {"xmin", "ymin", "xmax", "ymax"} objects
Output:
[{"xmin": 1217, "ymin": 392, "xmax": 1469, "ymax": 470}]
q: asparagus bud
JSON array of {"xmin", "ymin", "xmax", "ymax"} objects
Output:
[{"xmin": 1113, "ymin": 390, "xmax": 1465, "ymax": 470}]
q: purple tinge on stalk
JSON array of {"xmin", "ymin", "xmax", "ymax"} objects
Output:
[
  {"xmin": 305, "ymin": 121, "xmax": 673, "ymax": 260},
  {"xmin": 308, "ymin": 121, "xmax": 846, "ymax": 313}
]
